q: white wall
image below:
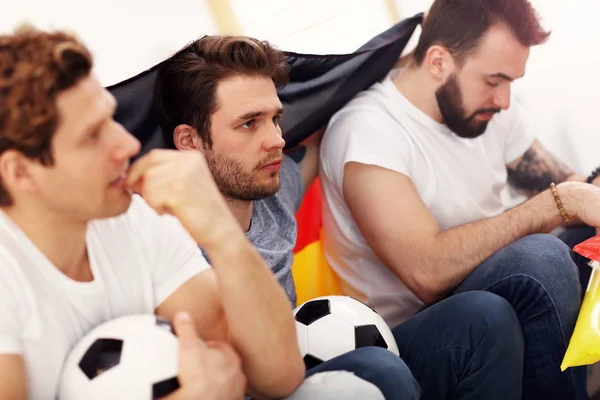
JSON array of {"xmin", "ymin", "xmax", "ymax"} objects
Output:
[
  {"xmin": 515, "ymin": 0, "xmax": 600, "ymax": 174},
  {"xmin": 0, "ymin": 0, "xmax": 220, "ymax": 86},
  {"xmin": 2, "ymin": 0, "xmax": 599, "ymax": 173}
]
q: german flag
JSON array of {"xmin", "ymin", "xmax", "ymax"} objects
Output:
[
  {"xmin": 108, "ymin": 15, "xmax": 422, "ymax": 302},
  {"xmin": 292, "ymin": 178, "xmax": 341, "ymax": 304},
  {"xmin": 108, "ymin": 14, "xmax": 422, "ymax": 154}
]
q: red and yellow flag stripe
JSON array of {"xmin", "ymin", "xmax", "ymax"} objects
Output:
[{"xmin": 292, "ymin": 178, "xmax": 342, "ymax": 304}]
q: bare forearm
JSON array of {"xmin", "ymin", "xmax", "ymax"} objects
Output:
[
  {"xmin": 408, "ymin": 188, "xmax": 563, "ymax": 302},
  {"xmin": 203, "ymin": 231, "xmax": 303, "ymax": 397},
  {"xmin": 299, "ymin": 144, "xmax": 319, "ymax": 194}
]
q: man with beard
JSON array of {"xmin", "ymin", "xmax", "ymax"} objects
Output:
[
  {"xmin": 319, "ymin": 0, "xmax": 600, "ymax": 399},
  {"xmin": 154, "ymin": 34, "xmax": 534, "ymax": 400}
]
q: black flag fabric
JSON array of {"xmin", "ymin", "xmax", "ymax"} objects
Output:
[{"xmin": 107, "ymin": 13, "xmax": 423, "ymax": 155}]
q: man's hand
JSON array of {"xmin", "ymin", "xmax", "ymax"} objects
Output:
[
  {"xmin": 126, "ymin": 149, "xmax": 238, "ymax": 248},
  {"xmin": 162, "ymin": 312, "xmax": 247, "ymax": 400},
  {"xmin": 561, "ymin": 182, "xmax": 600, "ymax": 228}
]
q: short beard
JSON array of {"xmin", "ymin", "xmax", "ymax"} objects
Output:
[
  {"xmin": 435, "ymin": 74, "xmax": 500, "ymax": 139},
  {"xmin": 204, "ymin": 151, "xmax": 281, "ymax": 201}
]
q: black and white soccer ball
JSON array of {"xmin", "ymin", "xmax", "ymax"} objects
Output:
[
  {"xmin": 294, "ymin": 295, "xmax": 399, "ymax": 369},
  {"xmin": 59, "ymin": 314, "xmax": 180, "ymax": 400}
]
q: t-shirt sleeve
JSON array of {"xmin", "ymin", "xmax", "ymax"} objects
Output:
[
  {"xmin": 501, "ymin": 97, "xmax": 538, "ymax": 164},
  {"xmin": 128, "ymin": 196, "xmax": 211, "ymax": 307},
  {"xmin": 324, "ymin": 108, "xmax": 414, "ymax": 189},
  {"xmin": 278, "ymin": 156, "xmax": 304, "ymax": 212},
  {"xmin": 0, "ymin": 250, "xmax": 24, "ymax": 355}
]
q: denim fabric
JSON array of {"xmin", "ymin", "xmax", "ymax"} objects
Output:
[
  {"xmin": 453, "ymin": 234, "xmax": 586, "ymax": 400},
  {"xmin": 288, "ymin": 233, "xmax": 586, "ymax": 400},
  {"xmin": 306, "ymin": 291, "xmax": 524, "ymax": 400},
  {"xmin": 392, "ymin": 291, "xmax": 524, "ymax": 400}
]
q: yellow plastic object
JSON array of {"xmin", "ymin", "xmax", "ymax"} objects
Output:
[{"xmin": 561, "ymin": 263, "xmax": 600, "ymax": 371}]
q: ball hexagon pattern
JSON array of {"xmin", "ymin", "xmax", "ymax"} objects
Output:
[
  {"xmin": 59, "ymin": 314, "xmax": 180, "ymax": 400},
  {"xmin": 294, "ymin": 296, "xmax": 400, "ymax": 368}
]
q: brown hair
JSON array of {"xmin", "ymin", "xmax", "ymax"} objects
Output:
[
  {"xmin": 154, "ymin": 35, "xmax": 290, "ymax": 149},
  {"xmin": 0, "ymin": 27, "xmax": 92, "ymax": 205},
  {"xmin": 414, "ymin": 0, "xmax": 550, "ymax": 66}
]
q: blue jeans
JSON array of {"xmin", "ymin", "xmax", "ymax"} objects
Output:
[
  {"xmin": 307, "ymin": 291, "xmax": 523, "ymax": 400},
  {"xmin": 449, "ymin": 233, "xmax": 587, "ymax": 400}
]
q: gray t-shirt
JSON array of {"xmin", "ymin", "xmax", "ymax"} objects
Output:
[
  {"xmin": 201, "ymin": 156, "xmax": 303, "ymax": 307},
  {"xmin": 246, "ymin": 156, "xmax": 303, "ymax": 307}
]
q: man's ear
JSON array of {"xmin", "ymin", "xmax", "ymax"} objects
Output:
[
  {"xmin": 424, "ymin": 45, "xmax": 456, "ymax": 82},
  {"xmin": 173, "ymin": 124, "xmax": 202, "ymax": 151},
  {"xmin": 0, "ymin": 150, "xmax": 38, "ymax": 198}
]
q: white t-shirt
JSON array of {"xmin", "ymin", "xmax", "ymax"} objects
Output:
[
  {"xmin": 319, "ymin": 72, "xmax": 537, "ymax": 327},
  {"xmin": 0, "ymin": 195, "xmax": 210, "ymax": 399}
]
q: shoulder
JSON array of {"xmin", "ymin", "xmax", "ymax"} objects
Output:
[
  {"xmin": 0, "ymin": 246, "xmax": 27, "ymax": 292},
  {"xmin": 322, "ymin": 92, "xmax": 414, "ymax": 171},
  {"xmin": 331, "ymin": 90, "xmax": 399, "ymax": 128},
  {"xmin": 326, "ymin": 82, "xmax": 411, "ymax": 148},
  {"xmin": 0, "ymin": 219, "xmax": 41, "ymax": 297},
  {"xmin": 0, "ymin": 245, "xmax": 33, "ymax": 323}
]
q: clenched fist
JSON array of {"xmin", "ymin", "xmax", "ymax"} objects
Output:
[{"xmin": 126, "ymin": 149, "xmax": 239, "ymax": 247}]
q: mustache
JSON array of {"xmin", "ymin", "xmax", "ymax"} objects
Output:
[{"xmin": 253, "ymin": 152, "xmax": 284, "ymax": 171}]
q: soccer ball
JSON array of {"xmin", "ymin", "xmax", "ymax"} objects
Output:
[
  {"xmin": 58, "ymin": 314, "xmax": 180, "ymax": 400},
  {"xmin": 294, "ymin": 296, "xmax": 399, "ymax": 369}
]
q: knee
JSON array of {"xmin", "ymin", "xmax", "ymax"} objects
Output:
[
  {"xmin": 454, "ymin": 291, "xmax": 524, "ymax": 355},
  {"xmin": 504, "ymin": 234, "xmax": 579, "ymax": 286},
  {"xmin": 337, "ymin": 347, "xmax": 420, "ymax": 399},
  {"xmin": 347, "ymin": 347, "xmax": 412, "ymax": 378}
]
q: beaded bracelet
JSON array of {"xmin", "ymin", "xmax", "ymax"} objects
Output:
[
  {"xmin": 550, "ymin": 182, "xmax": 570, "ymax": 222},
  {"xmin": 587, "ymin": 166, "xmax": 600, "ymax": 184}
]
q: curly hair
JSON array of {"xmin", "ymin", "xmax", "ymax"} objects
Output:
[
  {"xmin": 154, "ymin": 35, "xmax": 290, "ymax": 149},
  {"xmin": 0, "ymin": 27, "xmax": 92, "ymax": 205}
]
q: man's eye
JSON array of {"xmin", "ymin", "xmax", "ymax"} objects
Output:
[
  {"xmin": 486, "ymin": 81, "xmax": 500, "ymax": 87},
  {"xmin": 242, "ymin": 120, "xmax": 255, "ymax": 129}
]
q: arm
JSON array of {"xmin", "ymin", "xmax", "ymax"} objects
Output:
[
  {"xmin": 287, "ymin": 126, "xmax": 324, "ymax": 195},
  {"xmin": 507, "ymin": 140, "xmax": 585, "ymax": 197},
  {"xmin": 156, "ymin": 270, "xmax": 227, "ymax": 342},
  {"xmin": 129, "ymin": 150, "xmax": 304, "ymax": 399},
  {"xmin": 343, "ymin": 161, "xmax": 600, "ymax": 304},
  {"xmin": 0, "ymin": 256, "xmax": 27, "ymax": 400},
  {"xmin": 157, "ymin": 236, "xmax": 303, "ymax": 399},
  {"xmin": 0, "ymin": 355, "xmax": 26, "ymax": 400},
  {"xmin": 200, "ymin": 232, "xmax": 303, "ymax": 399}
]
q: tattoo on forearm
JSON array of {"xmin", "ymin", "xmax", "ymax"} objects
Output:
[{"xmin": 507, "ymin": 143, "xmax": 572, "ymax": 194}]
